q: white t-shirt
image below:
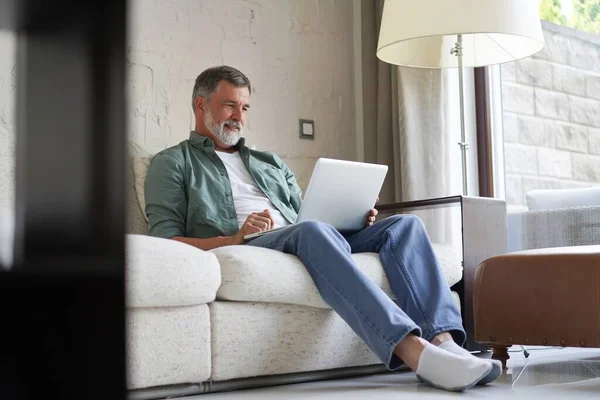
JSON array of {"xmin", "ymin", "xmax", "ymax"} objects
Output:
[{"xmin": 216, "ymin": 151, "xmax": 291, "ymax": 229}]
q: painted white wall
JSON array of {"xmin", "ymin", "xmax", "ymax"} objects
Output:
[
  {"xmin": 0, "ymin": 0, "xmax": 358, "ymax": 211},
  {"xmin": 127, "ymin": 0, "xmax": 357, "ymax": 191}
]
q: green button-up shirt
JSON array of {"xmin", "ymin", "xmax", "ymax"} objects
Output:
[{"xmin": 144, "ymin": 131, "xmax": 303, "ymax": 239}]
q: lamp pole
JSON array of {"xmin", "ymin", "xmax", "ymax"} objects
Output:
[{"xmin": 452, "ymin": 34, "xmax": 469, "ymax": 196}]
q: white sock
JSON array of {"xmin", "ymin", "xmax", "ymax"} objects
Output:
[
  {"xmin": 438, "ymin": 340, "xmax": 474, "ymax": 357},
  {"xmin": 415, "ymin": 343, "xmax": 492, "ymax": 391},
  {"xmin": 438, "ymin": 341, "xmax": 502, "ymax": 385}
]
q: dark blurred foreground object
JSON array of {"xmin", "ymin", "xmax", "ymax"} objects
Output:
[{"xmin": 0, "ymin": 1, "xmax": 127, "ymax": 398}]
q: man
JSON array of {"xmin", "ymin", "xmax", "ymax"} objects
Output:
[{"xmin": 144, "ymin": 65, "xmax": 501, "ymax": 392}]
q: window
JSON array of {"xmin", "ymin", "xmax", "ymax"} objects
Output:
[
  {"xmin": 539, "ymin": 0, "xmax": 600, "ymax": 35},
  {"xmin": 492, "ymin": 4, "xmax": 600, "ymax": 212}
]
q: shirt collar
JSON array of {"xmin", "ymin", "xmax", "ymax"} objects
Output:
[{"xmin": 188, "ymin": 131, "xmax": 246, "ymax": 151}]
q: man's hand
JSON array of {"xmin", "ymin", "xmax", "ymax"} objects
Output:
[
  {"xmin": 366, "ymin": 196, "xmax": 380, "ymax": 228},
  {"xmin": 230, "ymin": 209, "xmax": 275, "ymax": 245}
]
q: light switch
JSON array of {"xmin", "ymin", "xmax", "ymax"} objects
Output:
[{"xmin": 299, "ymin": 119, "xmax": 315, "ymax": 140}]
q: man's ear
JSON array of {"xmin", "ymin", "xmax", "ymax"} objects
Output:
[{"xmin": 194, "ymin": 96, "xmax": 206, "ymax": 115}]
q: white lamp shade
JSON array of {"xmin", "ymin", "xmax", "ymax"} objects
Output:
[{"xmin": 376, "ymin": 0, "xmax": 545, "ymax": 68}]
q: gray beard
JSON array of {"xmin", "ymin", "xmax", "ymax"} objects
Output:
[{"xmin": 205, "ymin": 111, "xmax": 243, "ymax": 146}]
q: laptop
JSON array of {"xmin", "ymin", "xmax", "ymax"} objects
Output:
[{"xmin": 244, "ymin": 158, "xmax": 388, "ymax": 241}]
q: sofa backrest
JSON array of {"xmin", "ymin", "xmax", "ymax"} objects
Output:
[
  {"xmin": 526, "ymin": 187, "xmax": 600, "ymax": 211},
  {"xmin": 127, "ymin": 142, "xmax": 153, "ymax": 235}
]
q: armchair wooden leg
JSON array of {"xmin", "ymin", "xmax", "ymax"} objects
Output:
[{"xmin": 491, "ymin": 345, "xmax": 510, "ymax": 370}]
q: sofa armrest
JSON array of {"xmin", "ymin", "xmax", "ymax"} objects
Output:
[
  {"xmin": 521, "ymin": 206, "xmax": 600, "ymax": 249},
  {"xmin": 125, "ymin": 234, "xmax": 221, "ymax": 308}
]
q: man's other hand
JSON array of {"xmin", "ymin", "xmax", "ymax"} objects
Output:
[
  {"xmin": 231, "ymin": 210, "xmax": 276, "ymax": 245},
  {"xmin": 366, "ymin": 196, "xmax": 380, "ymax": 227}
]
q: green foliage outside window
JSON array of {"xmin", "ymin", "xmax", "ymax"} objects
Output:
[
  {"xmin": 539, "ymin": 0, "xmax": 600, "ymax": 34},
  {"xmin": 539, "ymin": 0, "xmax": 568, "ymax": 25}
]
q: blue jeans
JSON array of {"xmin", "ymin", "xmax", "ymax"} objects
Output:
[{"xmin": 246, "ymin": 215, "xmax": 466, "ymax": 370}]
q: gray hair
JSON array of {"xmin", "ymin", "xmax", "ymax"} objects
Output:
[{"xmin": 191, "ymin": 65, "xmax": 252, "ymax": 111}]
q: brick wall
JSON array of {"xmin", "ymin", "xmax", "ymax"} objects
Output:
[{"xmin": 502, "ymin": 21, "xmax": 600, "ymax": 210}]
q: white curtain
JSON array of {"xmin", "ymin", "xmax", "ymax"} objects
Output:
[
  {"xmin": 363, "ymin": 0, "xmax": 471, "ymax": 244},
  {"xmin": 395, "ymin": 69, "xmax": 453, "ymax": 202}
]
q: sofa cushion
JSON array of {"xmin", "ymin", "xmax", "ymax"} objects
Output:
[
  {"xmin": 210, "ymin": 294, "xmax": 461, "ymax": 381},
  {"xmin": 126, "ymin": 304, "xmax": 212, "ymax": 389},
  {"xmin": 126, "ymin": 234, "xmax": 221, "ymax": 308},
  {"xmin": 127, "ymin": 142, "xmax": 152, "ymax": 234},
  {"xmin": 212, "ymin": 244, "xmax": 462, "ymax": 309},
  {"xmin": 431, "ymin": 242, "xmax": 463, "ymax": 285},
  {"xmin": 130, "ymin": 142, "xmax": 152, "ymax": 217},
  {"xmin": 526, "ymin": 187, "xmax": 600, "ymax": 211}
]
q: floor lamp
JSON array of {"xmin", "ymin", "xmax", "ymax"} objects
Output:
[{"xmin": 376, "ymin": 0, "xmax": 544, "ymax": 196}]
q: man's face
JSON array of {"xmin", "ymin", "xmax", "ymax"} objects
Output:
[{"xmin": 198, "ymin": 81, "xmax": 250, "ymax": 147}]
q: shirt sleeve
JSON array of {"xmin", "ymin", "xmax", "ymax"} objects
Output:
[
  {"xmin": 144, "ymin": 152, "xmax": 187, "ymax": 239},
  {"xmin": 279, "ymin": 158, "xmax": 303, "ymax": 214}
]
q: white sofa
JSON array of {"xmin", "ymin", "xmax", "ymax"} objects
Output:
[{"xmin": 124, "ymin": 143, "xmax": 466, "ymax": 397}]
